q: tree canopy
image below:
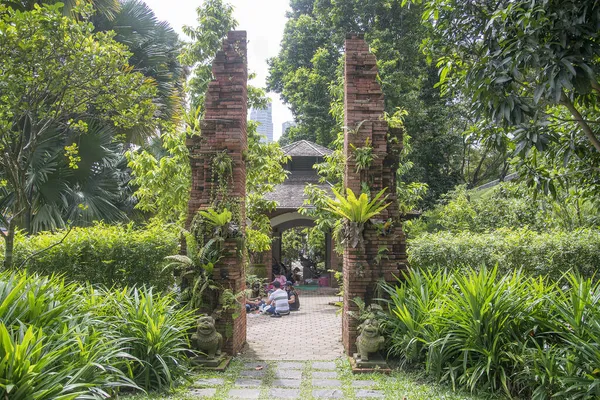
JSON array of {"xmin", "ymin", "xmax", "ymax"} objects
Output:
[
  {"xmin": 0, "ymin": 3, "xmax": 158, "ymax": 267},
  {"xmin": 268, "ymin": 0, "xmax": 511, "ymax": 206},
  {"xmin": 413, "ymin": 0, "xmax": 600, "ymax": 197}
]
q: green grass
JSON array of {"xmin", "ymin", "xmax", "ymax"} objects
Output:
[{"xmin": 122, "ymin": 357, "xmax": 501, "ymax": 400}]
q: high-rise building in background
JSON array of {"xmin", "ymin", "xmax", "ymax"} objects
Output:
[
  {"xmin": 250, "ymin": 103, "xmax": 273, "ymax": 142},
  {"xmin": 282, "ymin": 121, "xmax": 296, "ymax": 137}
]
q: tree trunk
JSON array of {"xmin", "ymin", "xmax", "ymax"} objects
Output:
[
  {"xmin": 561, "ymin": 92, "xmax": 600, "ymax": 153},
  {"xmin": 3, "ymin": 220, "xmax": 15, "ymax": 270}
]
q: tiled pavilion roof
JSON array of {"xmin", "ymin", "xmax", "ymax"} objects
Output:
[
  {"xmin": 265, "ymin": 141, "xmax": 334, "ymax": 210},
  {"xmin": 281, "ymin": 140, "xmax": 333, "ymax": 157}
]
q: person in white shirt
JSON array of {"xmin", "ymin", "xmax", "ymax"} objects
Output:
[{"xmin": 264, "ymin": 281, "xmax": 290, "ymax": 317}]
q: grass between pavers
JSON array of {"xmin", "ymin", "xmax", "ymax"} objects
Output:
[{"xmin": 122, "ymin": 357, "xmax": 502, "ymax": 400}]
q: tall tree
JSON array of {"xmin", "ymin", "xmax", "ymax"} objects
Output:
[
  {"xmin": 411, "ymin": 0, "xmax": 600, "ymax": 196},
  {"xmin": 0, "ymin": 3, "xmax": 157, "ymax": 268},
  {"xmin": 268, "ymin": 0, "xmax": 506, "ymax": 205},
  {"xmin": 1, "ymin": 0, "xmax": 188, "ymax": 224}
]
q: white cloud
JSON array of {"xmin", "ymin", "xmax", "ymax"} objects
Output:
[{"xmin": 142, "ymin": 0, "xmax": 294, "ymax": 140}]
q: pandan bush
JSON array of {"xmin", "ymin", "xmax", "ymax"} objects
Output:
[
  {"xmin": 1, "ymin": 222, "xmax": 179, "ymax": 290},
  {"xmin": 0, "ymin": 271, "xmax": 196, "ymax": 399},
  {"xmin": 381, "ymin": 267, "xmax": 600, "ymax": 399}
]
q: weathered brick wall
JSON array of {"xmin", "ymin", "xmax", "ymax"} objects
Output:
[
  {"xmin": 186, "ymin": 31, "xmax": 248, "ymax": 355},
  {"xmin": 342, "ymin": 33, "xmax": 408, "ymax": 354}
]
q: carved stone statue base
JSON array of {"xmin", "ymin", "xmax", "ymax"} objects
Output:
[
  {"xmin": 349, "ymin": 353, "xmax": 391, "ymax": 374},
  {"xmin": 191, "ymin": 354, "xmax": 231, "ymax": 371}
]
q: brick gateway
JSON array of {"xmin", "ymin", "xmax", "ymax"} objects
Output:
[{"xmin": 186, "ymin": 31, "xmax": 407, "ymax": 356}]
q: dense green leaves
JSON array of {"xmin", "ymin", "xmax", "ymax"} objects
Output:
[
  {"xmin": 0, "ymin": 3, "xmax": 158, "ymax": 268},
  {"xmin": 2, "ymin": 223, "xmax": 179, "ymax": 290},
  {"xmin": 0, "ymin": 271, "xmax": 196, "ymax": 397},
  {"xmin": 325, "ymin": 188, "xmax": 389, "ymax": 224},
  {"xmin": 181, "ymin": 0, "xmax": 237, "ymax": 112},
  {"xmin": 407, "ymin": 182, "xmax": 600, "ymax": 236},
  {"xmin": 412, "ymin": 0, "xmax": 600, "ymax": 197},
  {"xmin": 92, "ymin": 0, "xmax": 187, "ymax": 131},
  {"xmin": 382, "ymin": 267, "xmax": 600, "ymax": 398},
  {"xmin": 268, "ymin": 0, "xmax": 507, "ymax": 205},
  {"xmin": 408, "ymin": 228, "xmax": 600, "ymax": 281}
]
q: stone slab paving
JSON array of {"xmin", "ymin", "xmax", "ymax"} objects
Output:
[
  {"xmin": 352, "ymin": 379, "xmax": 378, "ymax": 388},
  {"xmin": 269, "ymin": 388, "xmax": 302, "ymax": 398},
  {"xmin": 189, "ymin": 388, "xmax": 217, "ymax": 398},
  {"xmin": 274, "ymin": 369, "xmax": 303, "ymax": 379},
  {"xmin": 272, "ymin": 378, "xmax": 302, "ymax": 388},
  {"xmin": 194, "ymin": 378, "xmax": 224, "ymax": 386},
  {"xmin": 312, "ymin": 389, "xmax": 344, "ymax": 398},
  {"xmin": 244, "ymin": 361, "xmax": 269, "ymax": 369},
  {"xmin": 240, "ymin": 369, "xmax": 267, "ymax": 378},
  {"xmin": 312, "ymin": 371, "xmax": 338, "ymax": 379},
  {"xmin": 234, "ymin": 378, "xmax": 262, "ymax": 387},
  {"xmin": 185, "ymin": 360, "xmax": 393, "ymax": 399},
  {"xmin": 312, "ymin": 361, "xmax": 337, "ymax": 370},
  {"xmin": 278, "ymin": 362, "xmax": 304, "ymax": 369},
  {"xmin": 228, "ymin": 388, "xmax": 261, "ymax": 399},
  {"xmin": 245, "ymin": 290, "xmax": 344, "ymax": 360},
  {"xmin": 356, "ymin": 389, "xmax": 385, "ymax": 398},
  {"xmin": 312, "ymin": 379, "xmax": 342, "ymax": 387}
]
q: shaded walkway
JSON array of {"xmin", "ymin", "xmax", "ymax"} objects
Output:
[{"xmin": 244, "ymin": 288, "xmax": 344, "ymax": 360}]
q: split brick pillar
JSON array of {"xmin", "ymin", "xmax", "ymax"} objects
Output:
[
  {"xmin": 342, "ymin": 33, "xmax": 408, "ymax": 355},
  {"xmin": 186, "ymin": 31, "xmax": 248, "ymax": 355}
]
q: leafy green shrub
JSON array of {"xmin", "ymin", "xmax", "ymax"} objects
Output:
[
  {"xmin": 2, "ymin": 222, "xmax": 179, "ymax": 290},
  {"xmin": 0, "ymin": 271, "xmax": 195, "ymax": 398},
  {"xmin": 408, "ymin": 228, "xmax": 600, "ymax": 280},
  {"xmin": 382, "ymin": 267, "xmax": 600, "ymax": 399},
  {"xmin": 107, "ymin": 287, "xmax": 195, "ymax": 391},
  {"xmin": 382, "ymin": 269, "xmax": 452, "ymax": 366},
  {"xmin": 406, "ymin": 183, "xmax": 600, "ymax": 237},
  {"xmin": 406, "ymin": 184, "xmax": 538, "ymax": 236}
]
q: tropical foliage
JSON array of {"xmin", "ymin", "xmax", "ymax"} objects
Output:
[
  {"xmin": 1, "ymin": 223, "xmax": 178, "ymax": 290},
  {"xmin": 127, "ymin": 0, "xmax": 289, "ymax": 256},
  {"xmin": 408, "ymin": 227, "xmax": 600, "ymax": 281},
  {"xmin": 325, "ymin": 188, "xmax": 389, "ymax": 224},
  {"xmin": 0, "ymin": 3, "xmax": 161, "ymax": 268},
  {"xmin": 281, "ymin": 227, "xmax": 326, "ymax": 267},
  {"xmin": 0, "ymin": 271, "xmax": 196, "ymax": 398},
  {"xmin": 410, "ymin": 0, "xmax": 600, "ymax": 199},
  {"xmin": 324, "ymin": 188, "xmax": 389, "ymax": 248},
  {"xmin": 382, "ymin": 267, "xmax": 600, "ymax": 399},
  {"xmin": 268, "ymin": 0, "xmax": 510, "ymax": 206},
  {"xmin": 407, "ymin": 182, "xmax": 600, "ymax": 237}
]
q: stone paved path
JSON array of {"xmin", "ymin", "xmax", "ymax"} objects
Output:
[
  {"xmin": 244, "ymin": 288, "xmax": 344, "ymax": 360},
  {"xmin": 192, "ymin": 360, "xmax": 385, "ymax": 399}
]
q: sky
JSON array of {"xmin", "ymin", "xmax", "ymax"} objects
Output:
[{"xmin": 142, "ymin": 0, "xmax": 293, "ymax": 141}]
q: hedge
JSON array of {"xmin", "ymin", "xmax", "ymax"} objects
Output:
[
  {"xmin": 2, "ymin": 222, "xmax": 180, "ymax": 290},
  {"xmin": 408, "ymin": 228, "xmax": 600, "ymax": 280}
]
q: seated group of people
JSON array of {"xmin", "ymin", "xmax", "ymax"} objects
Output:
[{"xmin": 246, "ymin": 279, "xmax": 300, "ymax": 318}]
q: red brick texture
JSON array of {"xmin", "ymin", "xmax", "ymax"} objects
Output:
[
  {"xmin": 186, "ymin": 31, "xmax": 248, "ymax": 355},
  {"xmin": 342, "ymin": 33, "xmax": 408, "ymax": 355}
]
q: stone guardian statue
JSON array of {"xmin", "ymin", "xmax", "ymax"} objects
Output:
[{"xmin": 191, "ymin": 315, "xmax": 223, "ymax": 359}]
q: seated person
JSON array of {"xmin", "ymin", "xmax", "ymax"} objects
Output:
[
  {"xmin": 250, "ymin": 281, "xmax": 262, "ymax": 298},
  {"xmin": 269, "ymin": 272, "xmax": 286, "ymax": 290},
  {"xmin": 285, "ymin": 281, "xmax": 300, "ymax": 311},
  {"xmin": 263, "ymin": 281, "xmax": 290, "ymax": 317},
  {"xmin": 245, "ymin": 297, "xmax": 264, "ymax": 313},
  {"xmin": 292, "ymin": 267, "xmax": 302, "ymax": 284}
]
